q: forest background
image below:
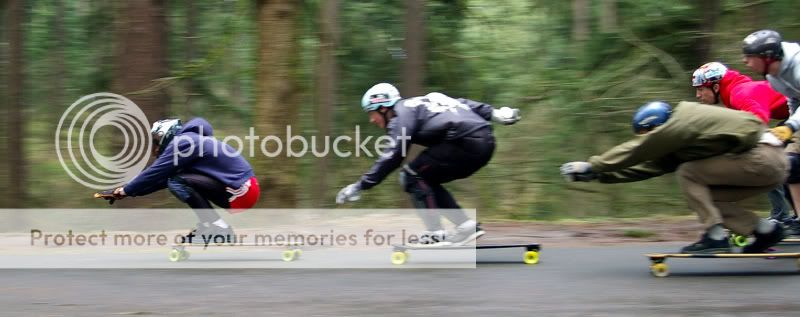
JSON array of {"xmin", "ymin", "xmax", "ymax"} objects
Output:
[{"xmin": 2, "ymin": 0, "xmax": 799, "ymax": 221}]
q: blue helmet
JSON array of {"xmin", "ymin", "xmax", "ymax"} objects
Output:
[
  {"xmin": 361, "ymin": 83, "xmax": 401, "ymax": 112},
  {"xmin": 632, "ymin": 101, "xmax": 672, "ymax": 133}
]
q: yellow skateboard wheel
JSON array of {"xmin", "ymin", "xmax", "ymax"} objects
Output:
[
  {"xmin": 523, "ymin": 251, "xmax": 540, "ymax": 265},
  {"xmin": 282, "ymin": 249, "xmax": 298, "ymax": 262},
  {"xmin": 650, "ymin": 263, "xmax": 669, "ymax": 277},
  {"xmin": 391, "ymin": 251, "xmax": 407, "ymax": 265},
  {"xmin": 169, "ymin": 249, "xmax": 189, "ymax": 262},
  {"xmin": 731, "ymin": 234, "xmax": 748, "ymax": 247}
]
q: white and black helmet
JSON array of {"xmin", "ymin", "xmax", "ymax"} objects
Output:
[{"xmin": 150, "ymin": 119, "xmax": 182, "ymax": 154}]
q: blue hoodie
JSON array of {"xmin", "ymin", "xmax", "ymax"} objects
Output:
[{"xmin": 123, "ymin": 118, "xmax": 256, "ymax": 197}]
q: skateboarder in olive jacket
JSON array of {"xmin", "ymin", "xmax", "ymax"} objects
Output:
[{"xmin": 561, "ymin": 101, "xmax": 787, "ymax": 254}]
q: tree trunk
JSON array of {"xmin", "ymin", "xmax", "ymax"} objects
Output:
[
  {"xmin": 571, "ymin": 0, "xmax": 589, "ymax": 41},
  {"xmin": 184, "ymin": 0, "xmax": 198, "ymax": 116},
  {"xmin": 226, "ymin": 1, "xmax": 241, "ymax": 115},
  {"xmin": 745, "ymin": 1, "xmax": 765, "ymax": 31},
  {"xmin": 0, "ymin": 1, "xmax": 5, "ymax": 207},
  {"xmin": 400, "ymin": 0, "xmax": 427, "ymax": 208},
  {"xmin": 112, "ymin": 0, "xmax": 168, "ymax": 121},
  {"xmin": 52, "ymin": 0, "xmax": 67, "ymax": 130},
  {"xmin": 402, "ymin": 0, "xmax": 425, "ymax": 96},
  {"xmin": 255, "ymin": 0, "xmax": 299, "ymax": 208},
  {"xmin": 7, "ymin": 0, "xmax": 26, "ymax": 207},
  {"xmin": 691, "ymin": 0, "xmax": 721, "ymax": 67},
  {"xmin": 599, "ymin": 0, "xmax": 617, "ymax": 33},
  {"xmin": 314, "ymin": 0, "xmax": 339, "ymax": 207},
  {"xmin": 112, "ymin": 0, "xmax": 169, "ymax": 207}
]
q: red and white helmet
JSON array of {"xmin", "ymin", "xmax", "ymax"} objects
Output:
[{"xmin": 691, "ymin": 62, "xmax": 728, "ymax": 87}]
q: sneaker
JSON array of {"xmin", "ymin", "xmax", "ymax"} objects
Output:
[
  {"xmin": 180, "ymin": 223, "xmax": 236, "ymax": 245},
  {"xmin": 679, "ymin": 233, "xmax": 730, "ymax": 254},
  {"xmin": 743, "ymin": 224, "xmax": 786, "ymax": 253},
  {"xmin": 782, "ymin": 219, "xmax": 800, "ymax": 236},
  {"xmin": 442, "ymin": 220, "xmax": 485, "ymax": 246},
  {"xmin": 408, "ymin": 230, "xmax": 447, "ymax": 246}
]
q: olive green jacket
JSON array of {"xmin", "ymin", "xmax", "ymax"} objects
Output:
[{"xmin": 588, "ymin": 101, "xmax": 765, "ymax": 183}]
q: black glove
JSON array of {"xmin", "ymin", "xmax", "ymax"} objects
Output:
[
  {"xmin": 95, "ymin": 189, "xmax": 123, "ymax": 205},
  {"xmin": 569, "ymin": 172, "xmax": 598, "ymax": 182}
]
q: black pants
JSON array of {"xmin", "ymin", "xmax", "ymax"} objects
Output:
[
  {"xmin": 405, "ymin": 127, "xmax": 495, "ymax": 209},
  {"xmin": 167, "ymin": 173, "xmax": 232, "ymax": 224}
]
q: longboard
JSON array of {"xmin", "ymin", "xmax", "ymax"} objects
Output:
[
  {"xmin": 782, "ymin": 238, "xmax": 800, "ymax": 244},
  {"xmin": 169, "ymin": 243, "xmax": 303, "ymax": 262},
  {"xmin": 645, "ymin": 252, "xmax": 800, "ymax": 277},
  {"xmin": 390, "ymin": 243, "xmax": 541, "ymax": 265}
]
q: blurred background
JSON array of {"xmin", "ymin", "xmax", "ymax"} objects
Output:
[{"xmin": 1, "ymin": 0, "xmax": 799, "ymax": 219}]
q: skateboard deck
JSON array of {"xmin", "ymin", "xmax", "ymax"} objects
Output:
[
  {"xmin": 169, "ymin": 243, "xmax": 303, "ymax": 262},
  {"xmin": 390, "ymin": 243, "xmax": 541, "ymax": 265},
  {"xmin": 645, "ymin": 252, "xmax": 800, "ymax": 277}
]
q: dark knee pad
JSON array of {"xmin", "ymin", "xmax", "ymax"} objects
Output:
[
  {"xmin": 167, "ymin": 176, "xmax": 193, "ymax": 202},
  {"xmin": 400, "ymin": 167, "xmax": 437, "ymax": 209},
  {"xmin": 788, "ymin": 153, "xmax": 800, "ymax": 184}
]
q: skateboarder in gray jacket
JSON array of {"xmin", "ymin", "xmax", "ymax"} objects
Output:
[{"xmin": 336, "ymin": 83, "xmax": 520, "ymax": 246}]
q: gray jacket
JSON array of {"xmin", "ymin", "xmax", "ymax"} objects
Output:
[
  {"xmin": 771, "ymin": 42, "xmax": 800, "ymax": 129},
  {"xmin": 359, "ymin": 92, "xmax": 495, "ymax": 189}
]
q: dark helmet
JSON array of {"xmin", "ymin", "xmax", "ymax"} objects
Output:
[
  {"xmin": 632, "ymin": 101, "xmax": 672, "ymax": 133},
  {"xmin": 742, "ymin": 29, "xmax": 783, "ymax": 59}
]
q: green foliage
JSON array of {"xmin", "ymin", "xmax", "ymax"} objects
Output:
[{"xmin": 6, "ymin": 0, "xmax": 800, "ymax": 219}]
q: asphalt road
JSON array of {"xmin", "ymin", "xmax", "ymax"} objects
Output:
[{"xmin": 2, "ymin": 243, "xmax": 800, "ymax": 316}]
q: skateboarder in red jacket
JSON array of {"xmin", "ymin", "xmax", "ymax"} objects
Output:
[
  {"xmin": 692, "ymin": 61, "xmax": 799, "ymax": 234},
  {"xmin": 692, "ymin": 62, "xmax": 788, "ymax": 123}
]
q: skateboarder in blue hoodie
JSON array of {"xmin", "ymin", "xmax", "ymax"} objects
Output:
[{"xmin": 102, "ymin": 118, "xmax": 261, "ymax": 244}]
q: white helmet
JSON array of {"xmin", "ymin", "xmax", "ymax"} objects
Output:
[
  {"xmin": 360, "ymin": 83, "xmax": 401, "ymax": 112},
  {"xmin": 691, "ymin": 62, "xmax": 728, "ymax": 87}
]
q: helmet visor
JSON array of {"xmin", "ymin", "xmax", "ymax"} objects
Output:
[
  {"xmin": 691, "ymin": 74, "xmax": 706, "ymax": 87},
  {"xmin": 368, "ymin": 93, "xmax": 391, "ymax": 105}
]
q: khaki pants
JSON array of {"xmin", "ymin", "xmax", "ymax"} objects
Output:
[
  {"xmin": 676, "ymin": 144, "xmax": 788, "ymax": 235},
  {"xmin": 785, "ymin": 140, "xmax": 800, "ymax": 154}
]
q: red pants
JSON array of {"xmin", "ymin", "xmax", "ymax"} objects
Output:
[{"xmin": 228, "ymin": 177, "xmax": 260, "ymax": 212}]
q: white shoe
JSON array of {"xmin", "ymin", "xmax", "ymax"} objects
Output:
[{"xmin": 441, "ymin": 220, "xmax": 484, "ymax": 246}]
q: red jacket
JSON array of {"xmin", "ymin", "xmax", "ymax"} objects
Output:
[{"xmin": 719, "ymin": 69, "xmax": 789, "ymax": 123}]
